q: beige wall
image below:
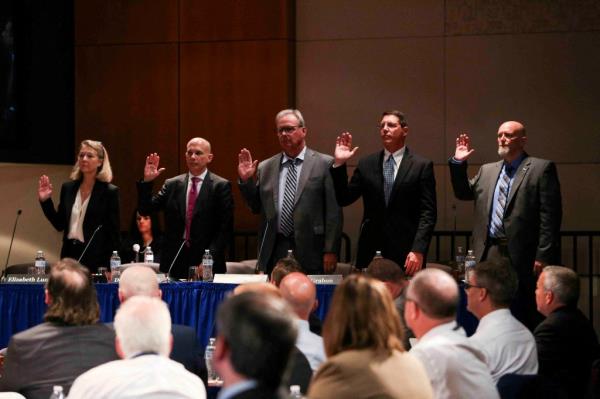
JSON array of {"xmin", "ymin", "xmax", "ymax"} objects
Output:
[{"xmin": 0, "ymin": 164, "xmax": 71, "ymax": 267}]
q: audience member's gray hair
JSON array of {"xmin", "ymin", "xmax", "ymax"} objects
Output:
[
  {"xmin": 119, "ymin": 265, "xmax": 159, "ymax": 299},
  {"xmin": 114, "ymin": 296, "xmax": 171, "ymax": 357},
  {"xmin": 473, "ymin": 260, "xmax": 517, "ymax": 307},
  {"xmin": 542, "ymin": 266, "xmax": 580, "ymax": 307},
  {"xmin": 275, "ymin": 109, "xmax": 305, "ymax": 127},
  {"xmin": 407, "ymin": 268, "xmax": 458, "ymax": 318}
]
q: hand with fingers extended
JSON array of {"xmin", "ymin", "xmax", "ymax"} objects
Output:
[
  {"xmin": 238, "ymin": 148, "xmax": 258, "ymax": 182},
  {"xmin": 333, "ymin": 132, "xmax": 359, "ymax": 167},
  {"xmin": 454, "ymin": 133, "xmax": 475, "ymax": 161},
  {"xmin": 38, "ymin": 175, "xmax": 53, "ymax": 202},
  {"xmin": 144, "ymin": 153, "xmax": 166, "ymax": 182}
]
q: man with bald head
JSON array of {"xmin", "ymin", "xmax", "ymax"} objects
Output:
[
  {"xmin": 405, "ymin": 269, "xmax": 498, "ymax": 399},
  {"xmin": 118, "ymin": 265, "xmax": 204, "ymax": 379},
  {"xmin": 449, "ymin": 121, "xmax": 562, "ymax": 329},
  {"xmin": 139, "ymin": 137, "xmax": 233, "ymax": 278},
  {"xmin": 280, "ymin": 272, "xmax": 325, "ymax": 371}
]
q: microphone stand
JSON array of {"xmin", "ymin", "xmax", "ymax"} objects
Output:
[
  {"xmin": 78, "ymin": 225, "xmax": 103, "ymax": 263},
  {"xmin": 166, "ymin": 239, "xmax": 187, "ymax": 282},
  {"xmin": 2, "ymin": 209, "xmax": 22, "ymax": 280}
]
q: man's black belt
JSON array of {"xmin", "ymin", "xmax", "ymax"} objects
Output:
[{"xmin": 487, "ymin": 237, "xmax": 508, "ymax": 246}]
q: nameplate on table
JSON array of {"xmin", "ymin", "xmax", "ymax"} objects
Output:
[
  {"xmin": 308, "ymin": 275, "xmax": 343, "ymax": 285},
  {"xmin": 213, "ymin": 274, "xmax": 268, "ymax": 284},
  {"xmin": 1, "ymin": 274, "xmax": 49, "ymax": 284}
]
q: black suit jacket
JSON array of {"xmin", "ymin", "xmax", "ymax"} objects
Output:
[
  {"xmin": 170, "ymin": 324, "xmax": 207, "ymax": 383},
  {"xmin": 0, "ymin": 322, "xmax": 119, "ymax": 399},
  {"xmin": 330, "ymin": 147, "xmax": 437, "ymax": 268},
  {"xmin": 40, "ymin": 180, "xmax": 121, "ymax": 271},
  {"xmin": 534, "ymin": 306, "xmax": 600, "ymax": 398},
  {"xmin": 137, "ymin": 171, "xmax": 233, "ymax": 277},
  {"xmin": 449, "ymin": 156, "xmax": 562, "ymax": 275}
]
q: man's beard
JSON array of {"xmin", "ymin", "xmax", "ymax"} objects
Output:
[{"xmin": 498, "ymin": 146, "xmax": 509, "ymax": 157}]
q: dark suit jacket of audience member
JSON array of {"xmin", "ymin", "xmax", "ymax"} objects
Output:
[
  {"xmin": 0, "ymin": 322, "xmax": 118, "ymax": 399},
  {"xmin": 330, "ymin": 147, "xmax": 437, "ymax": 268},
  {"xmin": 137, "ymin": 172, "xmax": 233, "ymax": 277},
  {"xmin": 40, "ymin": 180, "xmax": 121, "ymax": 272},
  {"xmin": 534, "ymin": 305, "xmax": 600, "ymax": 398}
]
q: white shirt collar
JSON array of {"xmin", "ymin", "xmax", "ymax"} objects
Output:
[
  {"xmin": 281, "ymin": 146, "xmax": 307, "ymax": 164},
  {"xmin": 384, "ymin": 146, "xmax": 405, "ymax": 163},
  {"xmin": 188, "ymin": 169, "xmax": 208, "ymax": 181}
]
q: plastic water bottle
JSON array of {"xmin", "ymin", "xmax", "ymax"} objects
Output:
[
  {"xmin": 373, "ymin": 250, "xmax": 383, "ymax": 260},
  {"xmin": 35, "ymin": 250, "xmax": 46, "ymax": 275},
  {"xmin": 286, "ymin": 249, "xmax": 294, "ymax": 258},
  {"xmin": 144, "ymin": 246, "xmax": 154, "ymax": 263},
  {"xmin": 289, "ymin": 385, "xmax": 302, "ymax": 398},
  {"xmin": 455, "ymin": 246, "xmax": 465, "ymax": 276},
  {"xmin": 464, "ymin": 249, "xmax": 476, "ymax": 281},
  {"xmin": 202, "ymin": 249, "xmax": 213, "ymax": 282},
  {"xmin": 110, "ymin": 251, "xmax": 121, "ymax": 280},
  {"xmin": 49, "ymin": 385, "xmax": 64, "ymax": 399},
  {"xmin": 205, "ymin": 337, "xmax": 218, "ymax": 381}
]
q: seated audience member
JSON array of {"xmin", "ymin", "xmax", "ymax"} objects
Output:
[
  {"xmin": 279, "ymin": 272, "xmax": 326, "ymax": 371},
  {"xmin": 308, "ymin": 275, "xmax": 433, "ymax": 399},
  {"xmin": 534, "ymin": 265, "xmax": 600, "ymax": 398},
  {"xmin": 406, "ymin": 269, "xmax": 499, "ymax": 399},
  {"xmin": 270, "ymin": 257, "xmax": 323, "ymax": 336},
  {"xmin": 367, "ymin": 257, "xmax": 414, "ymax": 349},
  {"xmin": 118, "ymin": 265, "xmax": 204, "ymax": 380},
  {"xmin": 466, "ymin": 261, "xmax": 538, "ymax": 382},
  {"xmin": 120, "ymin": 209, "xmax": 162, "ymax": 264},
  {"xmin": 0, "ymin": 259, "xmax": 118, "ymax": 399},
  {"xmin": 213, "ymin": 291, "xmax": 299, "ymax": 399},
  {"xmin": 68, "ymin": 296, "xmax": 206, "ymax": 398}
]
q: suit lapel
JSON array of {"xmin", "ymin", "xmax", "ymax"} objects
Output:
[
  {"xmin": 269, "ymin": 154, "xmax": 283, "ymax": 212},
  {"xmin": 294, "ymin": 148, "xmax": 315, "ymax": 206},
  {"xmin": 375, "ymin": 150, "xmax": 385, "ymax": 200},
  {"xmin": 506, "ymin": 156, "xmax": 531, "ymax": 209},
  {"xmin": 485, "ymin": 161, "xmax": 503, "ymax": 215},
  {"xmin": 390, "ymin": 147, "xmax": 412, "ymax": 202},
  {"xmin": 194, "ymin": 172, "xmax": 212, "ymax": 216},
  {"xmin": 178, "ymin": 174, "xmax": 188, "ymax": 220},
  {"xmin": 65, "ymin": 181, "xmax": 80, "ymax": 232}
]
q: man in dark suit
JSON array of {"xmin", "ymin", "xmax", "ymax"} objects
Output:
[
  {"xmin": 0, "ymin": 259, "xmax": 118, "ymax": 399},
  {"xmin": 117, "ymin": 265, "xmax": 206, "ymax": 382},
  {"xmin": 238, "ymin": 109, "xmax": 342, "ymax": 274},
  {"xmin": 213, "ymin": 291, "xmax": 298, "ymax": 399},
  {"xmin": 449, "ymin": 121, "xmax": 562, "ymax": 328},
  {"xmin": 138, "ymin": 137, "xmax": 233, "ymax": 279},
  {"xmin": 330, "ymin": 110, "xmax": 437, "ymax": 274},
  {"xmin": 534, "ymin": 266, "xmax": 599, "ymax": 398}
]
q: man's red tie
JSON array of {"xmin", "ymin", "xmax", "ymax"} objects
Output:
[{"xmin": 185, "ymin": 176, "xmax": 200, "ymax": 246}]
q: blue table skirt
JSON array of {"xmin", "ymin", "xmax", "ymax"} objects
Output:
[
  {"xmin": 0, "ymin": 281, "xmax": 476, "ymax": 349},
  {"xmin": 0, "ymin": 282, "xmax": 338, "ymax": 349}
]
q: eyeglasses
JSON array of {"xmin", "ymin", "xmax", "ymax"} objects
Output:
[
  {"xmin": 463, "ymin": 281, "xmax": 483, "ymax": 290},
  {"xmin": 277, "ymin": 125, "xmax": 301, "ymax": 134}
]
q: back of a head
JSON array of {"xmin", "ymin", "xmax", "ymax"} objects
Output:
[
  {"xmin": 279, "ymin": 272, "xmax": 316, "ymax": 319},
  {"xmin": 233, "ymin": 282, "xmax": 282, "ymax": 297},
  {"xmin": 271, "ymin": 257, "xmax": 303, "ymax": 287},
  {"xmin": 473, "ymin": 260, "xmax": 517, "ymax": 308},
  {"xmin": 407, "ymin": 269, "xmax": 458, "ymax": 319},
  {"xmin": 114, "ymin": 296, "xmax": 172, "ymax": 358},
  {"xmin": 543, "ymin": 265, "xmax": 580, "ymax": 307},
  {"xmin": 323, "ymin": 274, "xmax": 404, "ymax": 357},
  {"xmin": 367, "ymin": 258, "xmax": 405, "ymax": 283},
  {"xmin": 217, "ymin": 291, "xmax": 297, "ymax": 390},
  {"xmin": 119, "ymin": 265, "xmax": 160, "ymax": 300},
  {"xmin": 45, "ymin": 258, "xmax": 99, "ymax": 326}
]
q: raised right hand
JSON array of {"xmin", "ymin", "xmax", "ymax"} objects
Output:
[
  {"xmin": 454, "ymin": 133, "xmax": 475, "ymax": 161},
  {"xmin": 333, "ymin": 132, "xmax": 359, "ymax": 166},
  {"xmin": 238, "ymin": 148, "xmax": 258, "ymax": 181},
  {"xmin": 38, "ymin": 175, "xmax": 53, "ymax": 202},
  {"xmin": 144, "ymin": 153, "xmax": 166, "ymax": 182}
]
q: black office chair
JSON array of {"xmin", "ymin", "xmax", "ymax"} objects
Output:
[
  {"xmin": 497, "ymin": 373, "xmax": 566, "ymax": 399},
  {"xmin": 3, "ymin": 263, "xmax": 35, "ymax": 274}
]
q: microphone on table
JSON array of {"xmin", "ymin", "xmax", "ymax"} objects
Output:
[
  {"xmin": 78, "ymin": 225, "xmax": 103, "ymax": 263},
  {"xmin": 133, "ymin": 244, "xmax": 140, "ymax": 263},
  {"xmin": 166, "ymin": 239, "xmax": 187, "ymax": 282},
  {"xmin": 2, "ymin": 209, "xmax": 22, "ymax": 280}
]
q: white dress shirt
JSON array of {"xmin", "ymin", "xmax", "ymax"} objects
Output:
[
  {"xmin": 469, "ymin": 308, "xmax": 538, "ymax": 382},
  {"xmin": 67, "ymin": 189, "xmax": 90, "ymax": 242},
  {"xmin": 295, "ymin": 318, "xmax": 326, "ymax": 371},
  {"xmin": 410, "ymin": 321, "xmax": 499, "ymax": 399},
  {"xmin": 68, "ymin": 354, "xmax": 206, "ymax": 399}
]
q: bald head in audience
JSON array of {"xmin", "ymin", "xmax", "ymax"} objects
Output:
[
  {"xmin": 279, "ymin": 272, "xmax": 317, "ymax": 320},
  {"xmin": 233, "ymin": 282, "xmax": 282, "ymax": 297},
  {"xmin": 118, "ymin": 265, "xmax": 161, "ymax": 302},
  {"xmin": 404, "ymin": 268, "xmax": 459, "ymax": 338}
]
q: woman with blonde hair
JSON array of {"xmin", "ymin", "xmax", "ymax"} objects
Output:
[
  {"xmin": 308, "ymin": 274, "xmax": 433, "ymax": 399},
  {"xmin": 38, "ymin": 140, "xmax": 120, "ymax": 272}
]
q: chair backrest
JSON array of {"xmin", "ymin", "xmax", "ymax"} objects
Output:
[
  {"xmin": 497, "ymin": 373, "xmax": 567, "ymax": 399},
  {"xmin": 4, "ymin": 263, "xmax": 34, "ymax": 275}
]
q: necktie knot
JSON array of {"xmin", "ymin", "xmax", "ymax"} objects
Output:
[{"xmin": 191, "ymin": 176, "xmax": 200, "ymax": 184}]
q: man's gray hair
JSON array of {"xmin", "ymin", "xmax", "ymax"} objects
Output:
[
  {"xmin": 275, "ymin": 109, "xmax": 305, "ymax": 127},
  {"xmin": 543, "ymin": 265, "xmax": 580, "ymax": 307},
  {"xmin": 114, "ymin": 296, "xmax": 172, "ymax": 357}
]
